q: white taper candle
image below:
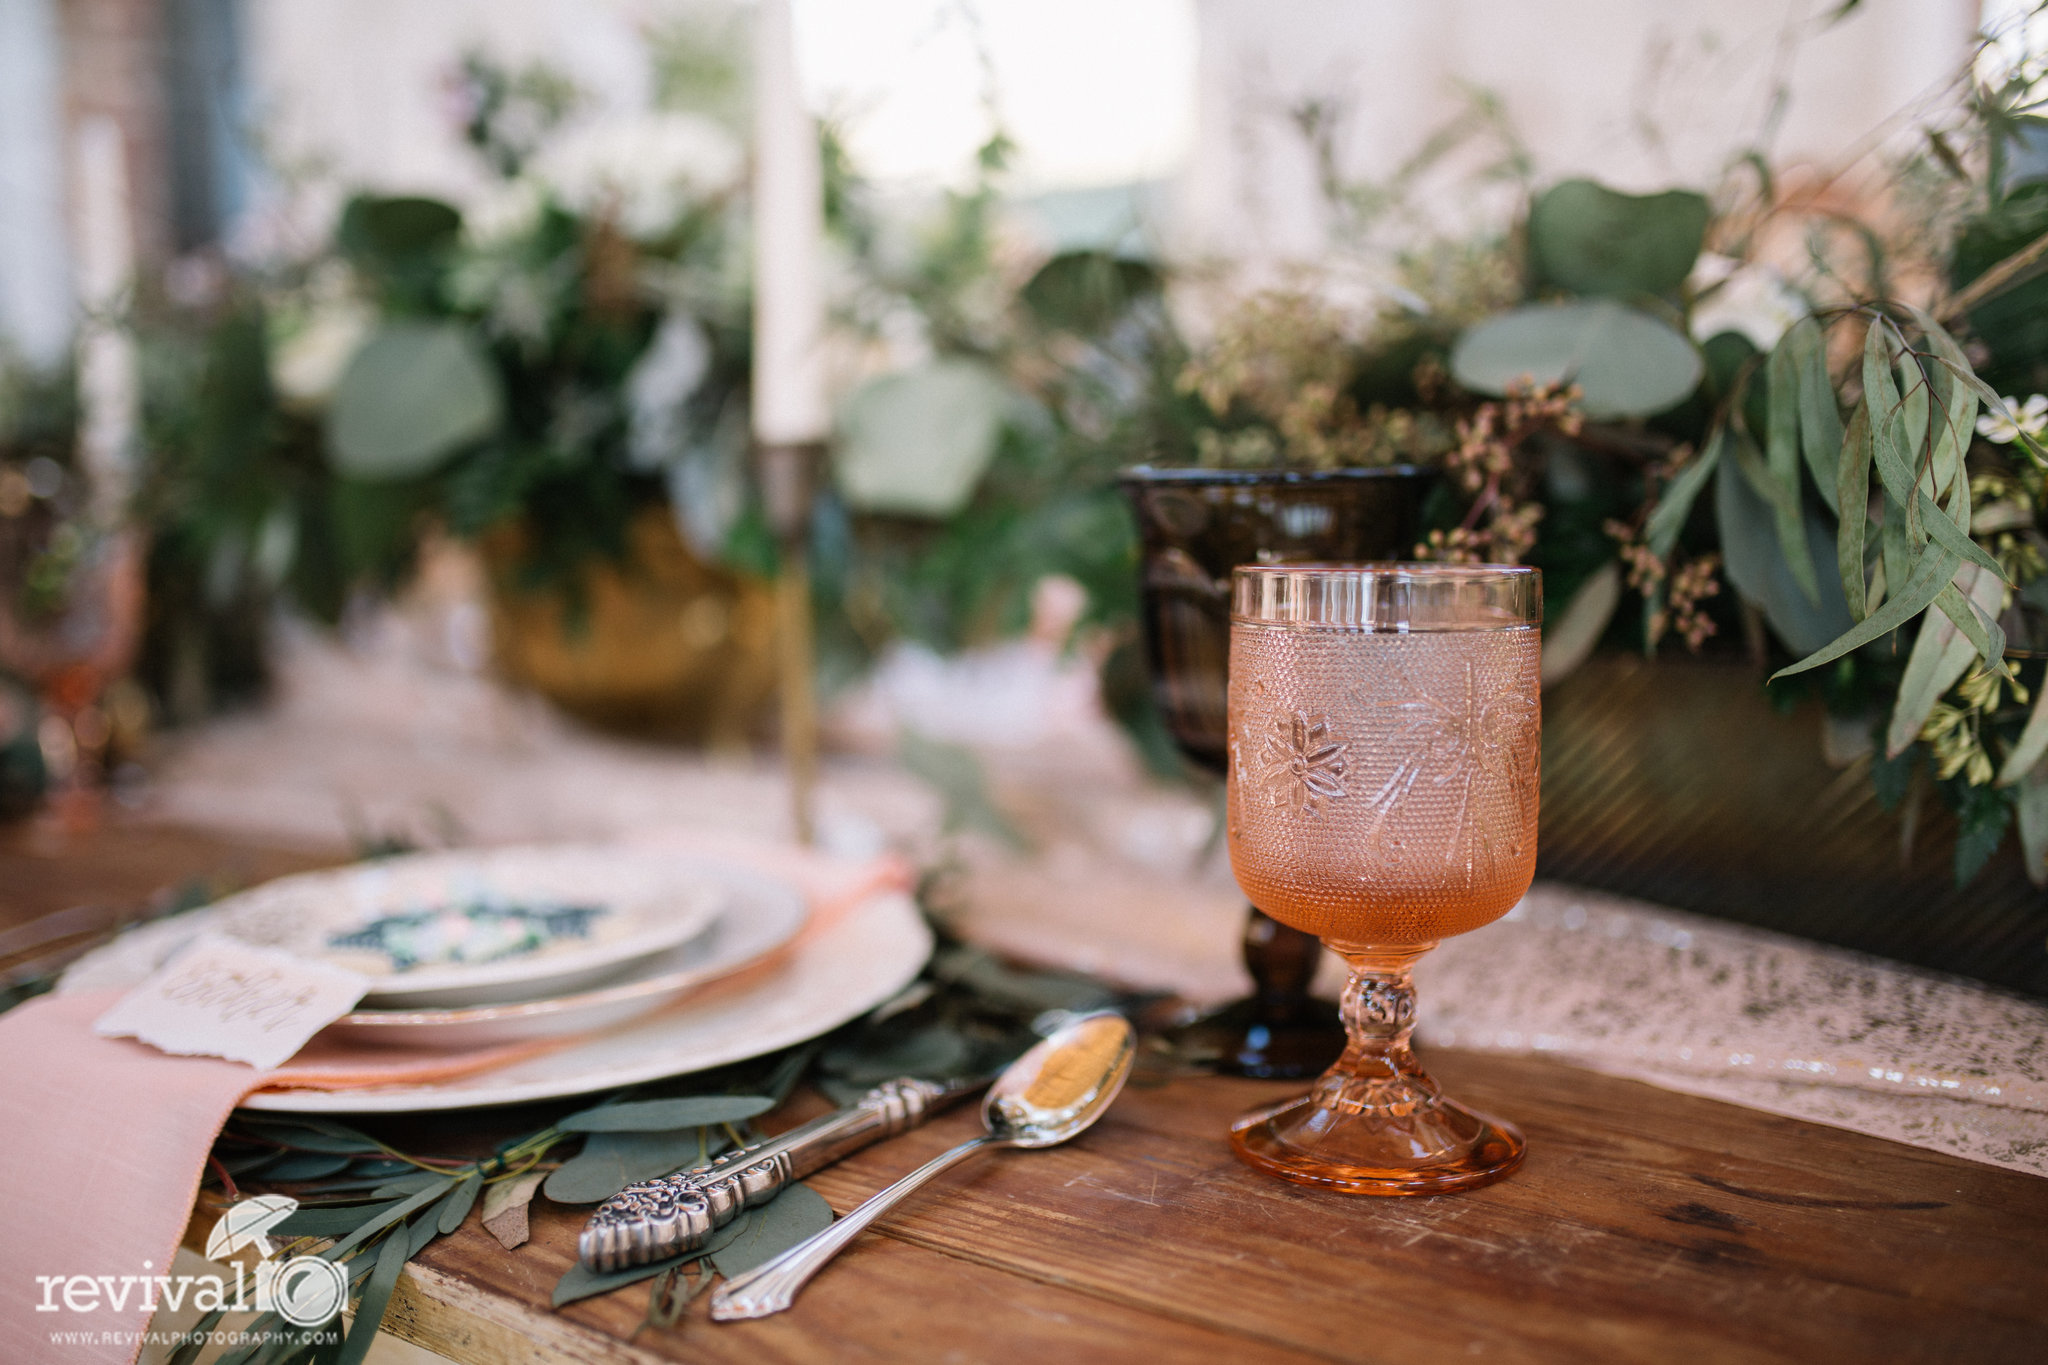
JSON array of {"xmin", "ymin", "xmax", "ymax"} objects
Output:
[{"xmin": 752, "ymin": 0, "xmax": 828, "ymax": 446}]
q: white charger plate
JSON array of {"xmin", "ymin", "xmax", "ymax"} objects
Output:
[
  {"xmin": 240, "ymin": 888, "xmax": 931, "ymax": 1113},
  {"xmin": 60, "ymin": 846, "xmax": 728, "ymax": 1009},
  {"xmin": 323, "ymin": 863, "xmax": 809, "ymax": 1048}
]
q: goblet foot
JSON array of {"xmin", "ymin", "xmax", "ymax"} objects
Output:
[
  {"xmin": 1229, "ymin": 1087, "xmax": 1524, "ymax": 1195},
  {"xmin": 1227, "ymin": 942, "xmax": 1524, "ymax": 1195}
]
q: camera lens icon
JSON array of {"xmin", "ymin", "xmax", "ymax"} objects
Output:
[{"xmin": 270, "ymin": 1255, "xmax": 349, "ymax": 1328}]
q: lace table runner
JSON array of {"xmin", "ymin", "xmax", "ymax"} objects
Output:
[{"xmin": 1419, "ymin": 886, "xmax": 2048, "ymax": 1177}]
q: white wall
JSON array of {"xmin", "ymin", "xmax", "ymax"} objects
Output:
[
  {"xmin": 1178, "ymin": 0, "xmax": 1982, "ymax": 268},
  {"xmin": 0, "ymin": 0, "xmax": 74, "ymax": 368},
  {"xmin": 239, "ymin": 0, "xmax": 665, "ymax": 251}
]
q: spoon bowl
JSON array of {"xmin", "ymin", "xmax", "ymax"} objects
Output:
[
  {"xmin": 711, "ymin": 1011, "xmax": 1137, "ymax": 1320},
  {"xmin": 984, "ymin": 1012, "xmax": 1137, "ymax": 1147}
]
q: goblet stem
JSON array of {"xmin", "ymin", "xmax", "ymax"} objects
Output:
[
  {"xmin": 1320, "ymin": 944, "xmax": 1432, "ymax": 1097},
  {"xmin": 1229, "ymin": 939, "xmax": 1524, "ymax": 1195}
]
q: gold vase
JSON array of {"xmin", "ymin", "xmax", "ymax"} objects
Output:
[{"xmin": 484, "ymin": 507, "xmax": 779, "ymax": 748}]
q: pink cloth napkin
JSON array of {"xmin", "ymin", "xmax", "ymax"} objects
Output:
[{"xmin": 0, "ymin": 842, "xmax": 911, "ymax": 1365}]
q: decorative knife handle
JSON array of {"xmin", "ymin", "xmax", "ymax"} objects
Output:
[{"xmin": 577, "ymin": 1077, "xmax": 969, "ymax": 1272}]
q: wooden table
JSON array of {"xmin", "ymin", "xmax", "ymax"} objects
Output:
[{"xmin": 7, "ymin": 821, "xmax": 2047, "ymax": 1364}]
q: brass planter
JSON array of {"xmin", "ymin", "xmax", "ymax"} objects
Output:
[{"xmin": 485, "ymin": 508, "xmax": 778, "ymax": 746}]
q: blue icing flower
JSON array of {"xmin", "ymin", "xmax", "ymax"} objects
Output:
[{"xmin": 329, "ymin": 901, "xmax": 606, "ymax": 972}]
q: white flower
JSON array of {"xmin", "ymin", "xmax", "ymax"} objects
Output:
[
  {"xmin": 529, "ymin": 111, "xmax": 742, "ymax": 240},
  {"xmin": 464, "ymin": 177, "xmax": 545, "ymax": 246},
  {"xmin": 1688, "ymin": 255, "xmax": 1809, "ymax": 352},
  {"xmin": 1976, "ymin": 394, "xmax": 2048, "ymax": 444},
  {"xmin": 270, "ymin": 299, "xmax": 376, "ymax": 410}
]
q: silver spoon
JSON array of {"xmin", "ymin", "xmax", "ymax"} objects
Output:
[{"xmin": 709, "ymin": 1011, "xmax": 1138, "ymax": 1320}]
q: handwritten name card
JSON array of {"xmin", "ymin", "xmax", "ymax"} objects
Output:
[{"xmin": 95, "ymin": 933, "xmax": 370, "ymax": 1069}]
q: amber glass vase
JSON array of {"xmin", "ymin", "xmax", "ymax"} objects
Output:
[{"xmin": 1117, "ymin": 466, "xmax": 1432, "ymax": 1077}]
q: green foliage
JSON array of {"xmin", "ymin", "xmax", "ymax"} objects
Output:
[
  {"xmin": 1716, "ymin": 442, "xmax": 1853, "ymax": 657},
  {"xmin": 1526, "ymin": 179, "xmax": 1710, "ymax": 299},
  {"xmin": 1953, "ymin": 777, "xmax": 2014, "ymax": 884},
  {"xmin": 325, "ymin": 322, "xmax": 505, "ymax": 479},
  {"xmin": 1952, "ymin": 182, "xmax": 2048, "ymax": 397},
  {"xmin": 1451, "ymin": 299, "xmax": 1703, "ymax": 418},
  {"xmin": 544, "ymin": 1129, "xmax": 731, "ymax": 1205},
  {"xmin": 833, "ymin": 360, "xmax": 1016, "ymax": 517},
  {"xmin": 174, "ymin": 882, "xmax": 1151, "ymax": 1360},
  {"xmin": 1021, "ymin": 252, "xmax": 1162, "ymax": 335},
  {"xmin": 558, "ymin": 1095, "xmax": 775, "ymax": 1133}
]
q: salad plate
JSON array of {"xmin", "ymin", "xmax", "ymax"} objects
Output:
[{"xmin": 61, "ymin": 846, "xmax": 728, "ymax": 1008}]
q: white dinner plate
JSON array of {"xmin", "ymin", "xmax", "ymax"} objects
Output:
[
  {"xmin": 240, "ymin": 887, "xmax": 931, "ymax": 1113},
  {"xmin": 323, "ymin": 863, "xmax": 809, "ymax": 1048},
  {"xmin": 60, "ymin": 846, "xmax": 728, "ymax": 1009}
]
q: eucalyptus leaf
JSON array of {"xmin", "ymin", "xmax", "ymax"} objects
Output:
[
  {"xmin": 481, "ymin": 1170, "xmax": 544, "ymax": 1251},
  {"xmin": 274, "ymin": 1198, "xmax": 405, "ymax": 1240},
  {"xmin": 1881, "ymin": 496, "xmax": 1913, "ymax": 615},
  {"xmin": 544, "ymin": 1129, "xmax": 726, "ymax": 1205},
  {"xmin": 1863, "ymin": 324, "xmax": 1922, "ymax": 525},
  {"xmin": 407, "ymin": 1204, "xmax": 448, "ymax": 1257},
  {"xmin": 1954, "ymin": 785, "xmax": 2013, "ymax": 885},
  {"xmin": 1540, "ymin": 562, "xmax": 1621, "ymax": 686},
  {"xmin": 1914, "ymin": 485, "xmax": 2007, "ymax": 582},
  {"xmin": 262, "ymin": 1152, "xmax": 354, "ymax": 1183},
  {"xmin": 1837, "ymin": 404, "xmax": 1873, "ymax": 619},
  {"xmin": 1998, "ymin": 682, "xmax": 2048, "ymax": 786},
  {"xmin": 370, "ymin": 1172, "xmax": 452, "ymax": 1198},
  {"xmin": 559, "ymin": 1095, "xmax": 775, "ymax": 1133},
  {"xmin": 336, "ymin": 1228, "xmax": 409, "ymax": 1365},
  {"xmin": 1913, "ymin": 310, "xmax": 1978, "ymax": 507},
  {"xmin": 1734, "ymin": 417, "xmax": 1821, "ymax": 605},
  {"xmin": 1646, "ymin": 428, "xmax": 1725, "ymax": 560},
  {"xmin": 1451, "ymin": 300, "xmax": 1703, "ymax": 419},
  {"xmin": 1886, "ymin": 564, "xmax": 2004, "ymax": 756},
  {"xmin": 1787, "ymin": 318, "xmax": 1844, "ymax": 493},
  {"xmin": 549, "ymin": 1209, "xmax": 755, "ymax": 1307},
  {"xmin": 236, "ymin": 1119, "xmax": 382, "ymax": 1155},
  {"xmin": 1770, "ymin": 543, "xmax": 1961, "ymax": 681},
  {"xmin": 1897, "ymin": 355, "xmax": 1936, "ymax": 503},
  {"xmin": 820, "ymin": 1023, "xmax": 976, "ymax": 1086},
  {"xmin": 436, "ymin": 1173, "xmax": 483, "ymax": 1235},
  {"xmin": 2016, "ymin": 772, "xmax": 2048, "ymax": 887},
  {"xmin": 322, "ymin": 1179, "xmax": 453, "ymax": 1262},
  {"xmin": 1718, "ymin": 446, "xmax": 1849, "ymax": 656},
  {"xmin": 1766, "ymin": 336, "xmax": 1807, "ymax": 514},
  {"xmin": 707, "ymin": 1183, "xmax": 836, "ymax": 1277},
  {"xmin": 1526, "ymin": 179, "xmax": 1709, "ymax": 297},
  {"xmin": 326, "ymin": 321, "xmax": 504, "ymax": 480},
  {"xmin": 1021, "ymin": 251, "xmax": 1160, "ymax": 335},
  {"xmin": 217, "ymin": 1150, "xmax": 284, "ymax": 1177},
  {"xmin": 833, "ymin": 360, "xmax": 1014, "ymax": 517},
  {"xmin": 1930, "ymin": 578, "xmax": 2008, "ymax": 684},
  {"xmin": 337, "ymin": 195, "xmax": 462, "ymax": 266}
]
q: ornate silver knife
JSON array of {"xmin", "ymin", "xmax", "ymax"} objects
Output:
[{"xmin": 577, "ymin": 1077, "xmax": 976, "ymax": 1272}]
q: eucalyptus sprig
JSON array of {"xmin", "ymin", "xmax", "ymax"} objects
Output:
[
  {"xmin": 182, "ymin": 923, "xmax": 1138, "ymax": 1359},
  {"xmin": 1636, "ymin": 302, "xmax": 2048, "ymax": 883}
]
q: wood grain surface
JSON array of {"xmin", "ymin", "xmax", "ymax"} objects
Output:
[
  {"xmin": 7, "ymin": 820, "xmax": 2046, "ymax": 1363},
  {"xmin": 397, "ymin": 1054, "xmax": 2048, "ymax": 1365}
]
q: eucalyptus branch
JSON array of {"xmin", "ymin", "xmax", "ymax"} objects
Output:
[{"xmin": 1942, "ymin": 226, "xmax": 2048, "ymax": 321}]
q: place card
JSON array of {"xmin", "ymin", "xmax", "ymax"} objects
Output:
[{"xmin": 94, "ymin": 932, "xmax": 371, "ymax": 1069}]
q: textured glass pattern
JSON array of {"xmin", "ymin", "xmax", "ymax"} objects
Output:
[{"xmin": 1228, "ymin": 624, "xmax": 1540, "ymax": 945}]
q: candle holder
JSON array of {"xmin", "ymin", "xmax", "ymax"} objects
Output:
[
  {"xmin": 758, "ymin": 439, "xmax": 827, "ymax": 845},
  {"xmin": 1118, "ymin": 466, "xmax": 1433, "ymax": 1078}
]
